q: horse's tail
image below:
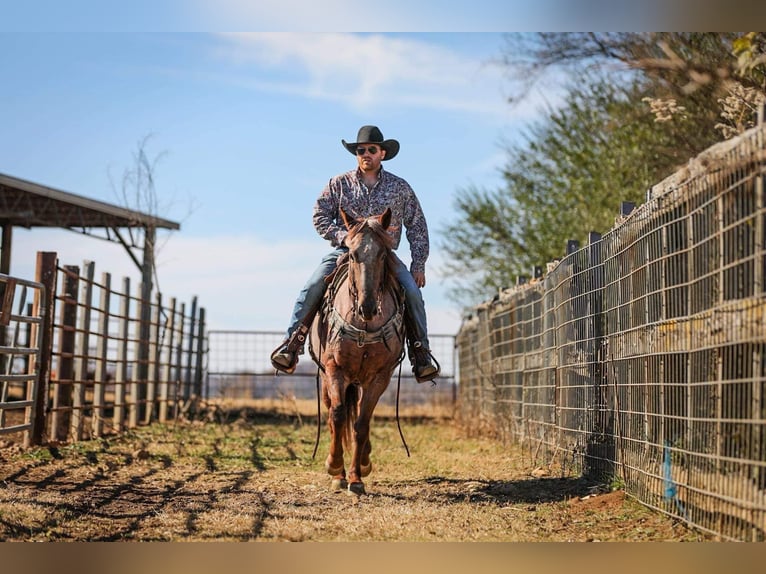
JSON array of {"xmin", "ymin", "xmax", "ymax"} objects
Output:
[{"xmin": 341, "ymin": 384, "xmax": 359, "ymax": 453}]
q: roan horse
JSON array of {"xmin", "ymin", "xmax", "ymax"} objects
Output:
[{"xmin": 309, "ymin": 207, "xmax": 406, "ymax": 495}]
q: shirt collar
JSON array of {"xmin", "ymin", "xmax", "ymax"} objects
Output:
[{"xmin": 355, "ymin": 166, "xmax": 385, "ymax": 182}]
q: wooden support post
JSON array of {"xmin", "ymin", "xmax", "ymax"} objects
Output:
[
  {"xmin": 130, "ymin": 281, "xmax": 145, "ymax": 428},
  {"xmin": 184, "ymin": 296, "xmax": 197, "ymax": 402},
  {"xmin": 174, "ymin": 302, "xmax": 186, "ymax": 419},
  {"xmin": 51, "ymin": 265, "xmax": 78, "ymax": 442},
  {"xmin": 92, "ymin": 272, "xmax": 111, "ymax": 438},
  {"xmin": 71, "ymin": 261, "xmax": 94, "ymax": 442},
  {"xmin": 159, "ymin": 297, "xmax": 176, "ymax": 423},
  {"xmin": 145, "ymin": 291, "xmax": 161, "ymax": 424},
  {"xmin": 30, "ymin": 252, "xmax": 58, "ymax": 446},
  {"xmin": 194, "ymin": 306, "xmax": 206, "ymax": 400},
  {"xmin": 114, "ymin": 277, "xmax": 130, "ymax": 432},
  {"xmin": 137, "ymin": 225, "xmax": 155, "ymax": 423}
]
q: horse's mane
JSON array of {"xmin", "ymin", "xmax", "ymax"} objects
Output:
[
  {"xmin": 347, "ymin": 217, "xmax": 394, "ymax": 249},
  {"xmin": 346, "ymin": 217, "xmax": 399, "ymax": 290}
]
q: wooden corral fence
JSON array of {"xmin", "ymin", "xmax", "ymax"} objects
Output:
[
  {"xmin": 0, "ymin": 252, "xmax": 206, "ymax": 446},
  {"xmin": 456, "ymin": 118, "xmax": 766, "ymax": 541}
]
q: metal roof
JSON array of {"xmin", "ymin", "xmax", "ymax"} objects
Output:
[{"xmin": 0, "ymin": 172, "xmax": 180, "ymax": 231}]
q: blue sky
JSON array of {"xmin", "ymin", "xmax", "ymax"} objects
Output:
[
  {"xmin": 3, "ymin": 31, "xmax": 559, "ymax": 335},
  {"xmin": 0, "ymin": 3, "xmax": 748, "ymax": 335}
]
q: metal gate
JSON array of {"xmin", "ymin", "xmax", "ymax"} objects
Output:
[
  {"xmin": 205, "ymin": 330, "xmax": 457, "ymax": 413},
  {"xmin": 0, "ymin": 273, "xmax": 46, "ymax": 447}
]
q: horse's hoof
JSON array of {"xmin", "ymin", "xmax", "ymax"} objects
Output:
[
  {"xmin": 347, "ymin": 481, "xmax": 365, "ymax": 496},
  {"xmin": 360, "ymin": 461, "xmax": 372, "ymax": 477},
  {"xmin": 331, "ymin": 478, "xmax": 348, "ymax": 492}
]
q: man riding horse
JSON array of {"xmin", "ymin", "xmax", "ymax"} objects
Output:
[{"xmin": 270, "ymin": 125, "xmax": 439, "ymax": 383}]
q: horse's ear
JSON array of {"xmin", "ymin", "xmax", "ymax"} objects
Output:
[
  {"xmin": 379, "ymin": 207, "xmax": 392, "ymax": 230},
  {"xmin": 340, "ymin": 208, "xmax": 356, "ymax": 230}
]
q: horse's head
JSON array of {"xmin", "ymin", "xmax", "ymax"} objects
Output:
[{"xmin": 341, "ymin": 207, "xmax": 395, "ymax": 321}]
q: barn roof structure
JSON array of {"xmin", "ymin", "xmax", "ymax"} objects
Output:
[{"xmin": 0, "ymin": 171, "xmax": 180, "ymax": 281}]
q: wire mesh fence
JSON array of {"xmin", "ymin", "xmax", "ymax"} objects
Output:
[
  {"xmin": 206, "ymin": 330, "xmax": 457, "ymax": 415},
  {"xmin": 456, "ymin": 121, "xmax": 766, "ymax": 541}
]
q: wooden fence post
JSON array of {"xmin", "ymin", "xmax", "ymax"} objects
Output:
[
  {"xmin": 159, "ymin": 297, "xmax": 176, "ymax": 423},
  {"xmin": 145, "ymin": 291, "xmax": 161, "ymax": 424},
  {"xmin": 174, "ymin": 301, "xmax": 186, "ymax": 419},
  {"xmin": 184, "ymin": 296, "xmax": 197, "ymax": 402},
  {"xmin": 71, "ymin": 261, "xmax": 94, "ymax": 441},
  {"xmin": 135, "ymin": 281, "xmax": 150, "ymax": 424},
  {"xmin": 92, "ymin": 271, "xmax": 111, "ymax": 438},
  {"xmin": 30, "ymin": 252, "xmax": 58, "ymax": 446},
  {"xmin": 114, "ymin": 276, "xmax": 130, "ymax": 432},
  {"xmin": 51, "ymin": 265, "xmax": 78, "ymax": 442}
]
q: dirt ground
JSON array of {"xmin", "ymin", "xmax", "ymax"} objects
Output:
[{"xmin": 0, "ymin": 405, "xmax": 711, "ymax": 542}]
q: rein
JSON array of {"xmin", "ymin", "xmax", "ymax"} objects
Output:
[
  {"xmin": 310, "ymin": 246, "xmax": 409, "ymax": 460},
  {"xmin": 394, "ymin": 348, "xmax": 410, "ymax": 457},
  {"xmin": 312, "ymin": 344, "xmax": 409, "ymax": 459}
]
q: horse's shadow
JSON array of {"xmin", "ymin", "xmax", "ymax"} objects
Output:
[{"xmin": 373, "ymin": 475, "xmax": 598, "ymax": 505}]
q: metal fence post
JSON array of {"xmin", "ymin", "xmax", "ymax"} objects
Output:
[
  {"xmin": 194, "ymin": 307, "xmax": 206, "ymax": 400},
  {"xmin": 184, "ymin": 296, "xmax": 197, "ymax": 402}
]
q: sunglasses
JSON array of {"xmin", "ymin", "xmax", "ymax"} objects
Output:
[{"xmin": 355, "ymin": 145, "xmax": 380, "ymax": 156}]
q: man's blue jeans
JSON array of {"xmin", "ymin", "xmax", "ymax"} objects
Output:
[{"xmin": 286, "ymin": 247, "xmax": 430, "ymax": 348}]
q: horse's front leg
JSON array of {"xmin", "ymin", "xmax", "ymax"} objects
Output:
[
  {"xmin": 347, "ymin": 375, "xmax": 388, "ymax": 495},
  {"xmin": 323, "ymin": 363, "xmax": 347, "ymax": 489}
]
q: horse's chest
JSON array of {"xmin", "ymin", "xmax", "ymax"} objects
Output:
[{"xmin": 333, "ymin": 343, "xmax": 397, "ymax": 380}]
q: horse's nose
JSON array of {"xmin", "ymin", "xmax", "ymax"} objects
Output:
[{"xmin": 359, "ymin": 301, "xmax": 377, "ymax": 320}]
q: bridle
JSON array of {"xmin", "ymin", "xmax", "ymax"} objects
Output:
[
  {"xmin": 347, "ymin": 267, "xmax": 384, "ymax": 319},
  {"xmin": 308, "ymin": 215, "xmax": 410, "ymax": 462},
  {"xmin": 327, "ymin": 256, "xmax": 404, "ymax": 350}
]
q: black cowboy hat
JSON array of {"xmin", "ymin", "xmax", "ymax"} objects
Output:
[{"xmin": 342, "ymin": 125, "xmax": 399, "ymax": 161}]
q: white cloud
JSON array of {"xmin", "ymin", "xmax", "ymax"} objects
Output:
[{"xmin": 212, "ymin": 33, "xmax": 512, "ymax": 117}]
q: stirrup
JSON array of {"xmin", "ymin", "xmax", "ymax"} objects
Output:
[
  {"xmin": 270, "ymin": 326, "xmax": 308, "ymax": 374},
  {"xmin": 270, "ymin": 343, "xmax": 297, "ymax": 374},
  {"xmin": 411, "ymin": 341, "xmax": 440, "ymax": 383}
]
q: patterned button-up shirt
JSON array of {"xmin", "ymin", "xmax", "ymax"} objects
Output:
[{"xmin": 313, "ymin": 167, "xmax": 430, "ymax": 274}]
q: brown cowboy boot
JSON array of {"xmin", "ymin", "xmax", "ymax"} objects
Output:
[
  {"xmin": 270, "ymin": 324, "xmax": 309, "ymax": 374},
  {"xmin": 409, "ymin": 340, "xmax": 440, "ymax": 383}
]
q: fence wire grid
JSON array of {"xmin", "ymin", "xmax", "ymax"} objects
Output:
[
  {"xmin": 456, "ymin": 121, "xmax": 766, "ymax": 541},
  {"xmin": 205, "ymin": 330, "xmax": 457, "ymax": 413}
]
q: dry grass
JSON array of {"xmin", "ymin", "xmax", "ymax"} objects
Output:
[{"xmin": 0, "ymin": 403, "xmax": 711, "ymax": 542}]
